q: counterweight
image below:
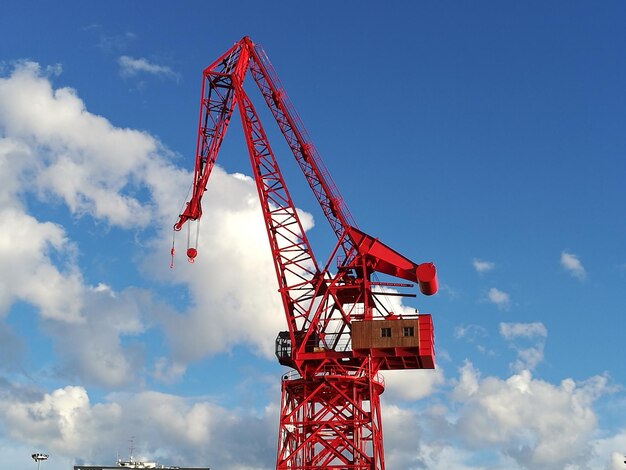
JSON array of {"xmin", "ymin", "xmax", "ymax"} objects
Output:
[{"xmin": 175, "ymin": 37, "xmax": 438, "ymax": 470}]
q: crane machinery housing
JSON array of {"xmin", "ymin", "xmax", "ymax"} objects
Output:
[{"xmin": 174, "ymin": 36, "xmax": 438, "ymax": 470}]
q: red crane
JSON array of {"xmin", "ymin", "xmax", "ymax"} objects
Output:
[{"xmin": 174, "ymin": 37, "xmax": 438, "ymax": 470}]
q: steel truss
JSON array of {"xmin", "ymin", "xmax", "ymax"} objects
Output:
[{"xmin": 175, "ymin": 37, "xmax": 438, "ymax": 470}]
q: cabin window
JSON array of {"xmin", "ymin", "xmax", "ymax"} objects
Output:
[
  {"xmin": 380, "ymin": 327, "xmax": 392, "ymax": 338},
  {"xmin": 402, "ymin": 326, "xmax": 415, "ymax": 337}
]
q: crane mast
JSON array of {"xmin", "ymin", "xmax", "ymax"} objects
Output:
[{"xmin": 175, "ymin": 37, "xmax": 438, "ymax": 470}]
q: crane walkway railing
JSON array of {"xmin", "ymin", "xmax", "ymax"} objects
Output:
[{"xmin": 281, "ymin": 366, "xmax": 385, "ymax": 389}]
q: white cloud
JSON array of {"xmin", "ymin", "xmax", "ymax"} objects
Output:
[
  {"xmin": 513, "ymin": 346, "xmax": 545, "ymax": 372},
  {"xmin": 0, "ymin": 385, "xmax": 278, "ymax": 469},
  {"xmin": 487, "ymin": 287, "xmax": 510, "ymax": 310},
  {"xmin": 451, "ymin": 362, "xmax": 610, "ymax": 469},
  {"xmin": 500, "ymin": 322, "xmax": 547, "ymax": 340},
  {"xmin": 0, "ymin": 60, "xmax": 309, "ymax": 378},
  {"xmin": 472, "ymin": 258, "xmax": 494, "ymax": 273},
  {"xmin": 0, "ymin": 207, "xmax": 83, "ymax": 322},
  {"xmin": 377, "ymin": 362, "xmax": 619, "ymax": 470},
  {"xmin": 43, "ymin": 286, "xmax": 152, "ymax": 388},
  {"xmin": 118, "ymin": 56, "xmax": 179, "ymax": 81},
  {"xmin": 608, "ymin": 453, "xmax": 626, "ymax": 470},
  {"xmin": 0, "ymin": 137, "xmax": 32, "ymax": 207},
  {"xmin": 0, "ymin": 363, "xmax": 619, "ymax": 470},
  {"xmin": 561, "ymin": 251, "xmax": 587, "ymax": 280},
  {"xmin": 593, "ymin": 430, "xmax": 626, "ymax": 470},
  {"xmin": 0, "ymin": 61, "xmax": 160, "ymax": 227},
  {"xmin": 146, "ymin": 166, "xmax": 294, "ymax": 361},
  {"xmin": 500, "ymin": 322, "xmax": 548, "ymax": 372},
  {"xmin": 382, "ymin": 368, "xmax": 445, "ymax": 402},
  {"xmin": 379, "ymin": 403, "xmax": 428, "ymax": 468},
  {"xmin": 0, "ymin": 62, "xmax": 188, "ymax": 386}
]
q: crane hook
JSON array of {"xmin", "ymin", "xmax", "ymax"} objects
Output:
[{"xmin": 170, "ymin": 230, "xmax": 176, "ymax": 269}]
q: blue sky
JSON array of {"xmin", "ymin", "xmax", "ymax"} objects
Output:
[{"xmin": 1, "ymin": 1, "xmax": 625, "ymax": 469}]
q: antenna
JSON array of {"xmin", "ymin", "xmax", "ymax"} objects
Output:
[{"xmin": 129, "ymin": 436, "xmax": 135, "ymax": 463}]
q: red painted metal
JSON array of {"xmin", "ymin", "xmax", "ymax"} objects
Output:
[{"xmin": 175, "ymin": 37, "xmax": 438, "ymax": 470}]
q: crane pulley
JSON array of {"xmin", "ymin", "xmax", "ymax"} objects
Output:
[{"xmin": 174, "ymin": 36, "xmax": 438, "ymax": 470}]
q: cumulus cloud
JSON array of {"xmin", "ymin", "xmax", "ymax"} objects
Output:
[
  {"xmin": 561, "ymin": 251, "xmax": 587, "ymax": 281},
  {"xmin": 118, "ymin": 56, "xmax": 179, "ymax": 81},
  {"xmin": 0, "ymin": 362, "xmax": 618, "ymax": 470},
  {"xmin": 0, "ymin": 208, "xmax": 83, "ymax": 322},
  {"xmin": 499, "ymin": 322, "xmax": 548, "ymax": 372},
  {"xmin": 0, "ymin": 385, "xmax": 278, "ymax": 468},
  {"xmin": 0, "ymin": 61, "xmax": 186, "ymax": 386},
  {"xmin": 42, "ymin": 285, "xmax": 155, "ymax": 388},
  {"xmin": 382, "ymin": 368, "xmax": 445, "ymax": 402},
  {"xmin": 146, "ymin": 167, "xmax": 294, "ymax": 361},
  {"xmin": 0, "ymin": 60, "xmax": 291, "ymax": 378},
  {"xmin": 375, "ymin": 362, "xmax": 618, "ymax": 470},
  {"xmin": 592, "ymin": 429, "xmax": 626, "ymax": 470},
  {"xmin": 487, "ymin": 287, "xmax": 511, "ymax": 310},
  {"xmin": 451, "ymin": 361, "xmax": 610, "ymax": 469},
  {"xmin": 608, "ymin": 453, "xmax": 626, "ymax": 470},
  {"xmin": 472, "ymin": 258, "xmax": 494, "ymax": 273},
  {"xmin": 380, "ymin": 403, "xmax": 429, "ymax": 468},
  {"xmin": 0, "ymin": 133, "xmax": 86, "ymax": 325},
  {"xmin": 0, "ymin": 61, "xmax": 161, "ymax": 227},
  {"xmin": 0, "ymin": 60, "xmax": 294, "ymax": 399}
]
